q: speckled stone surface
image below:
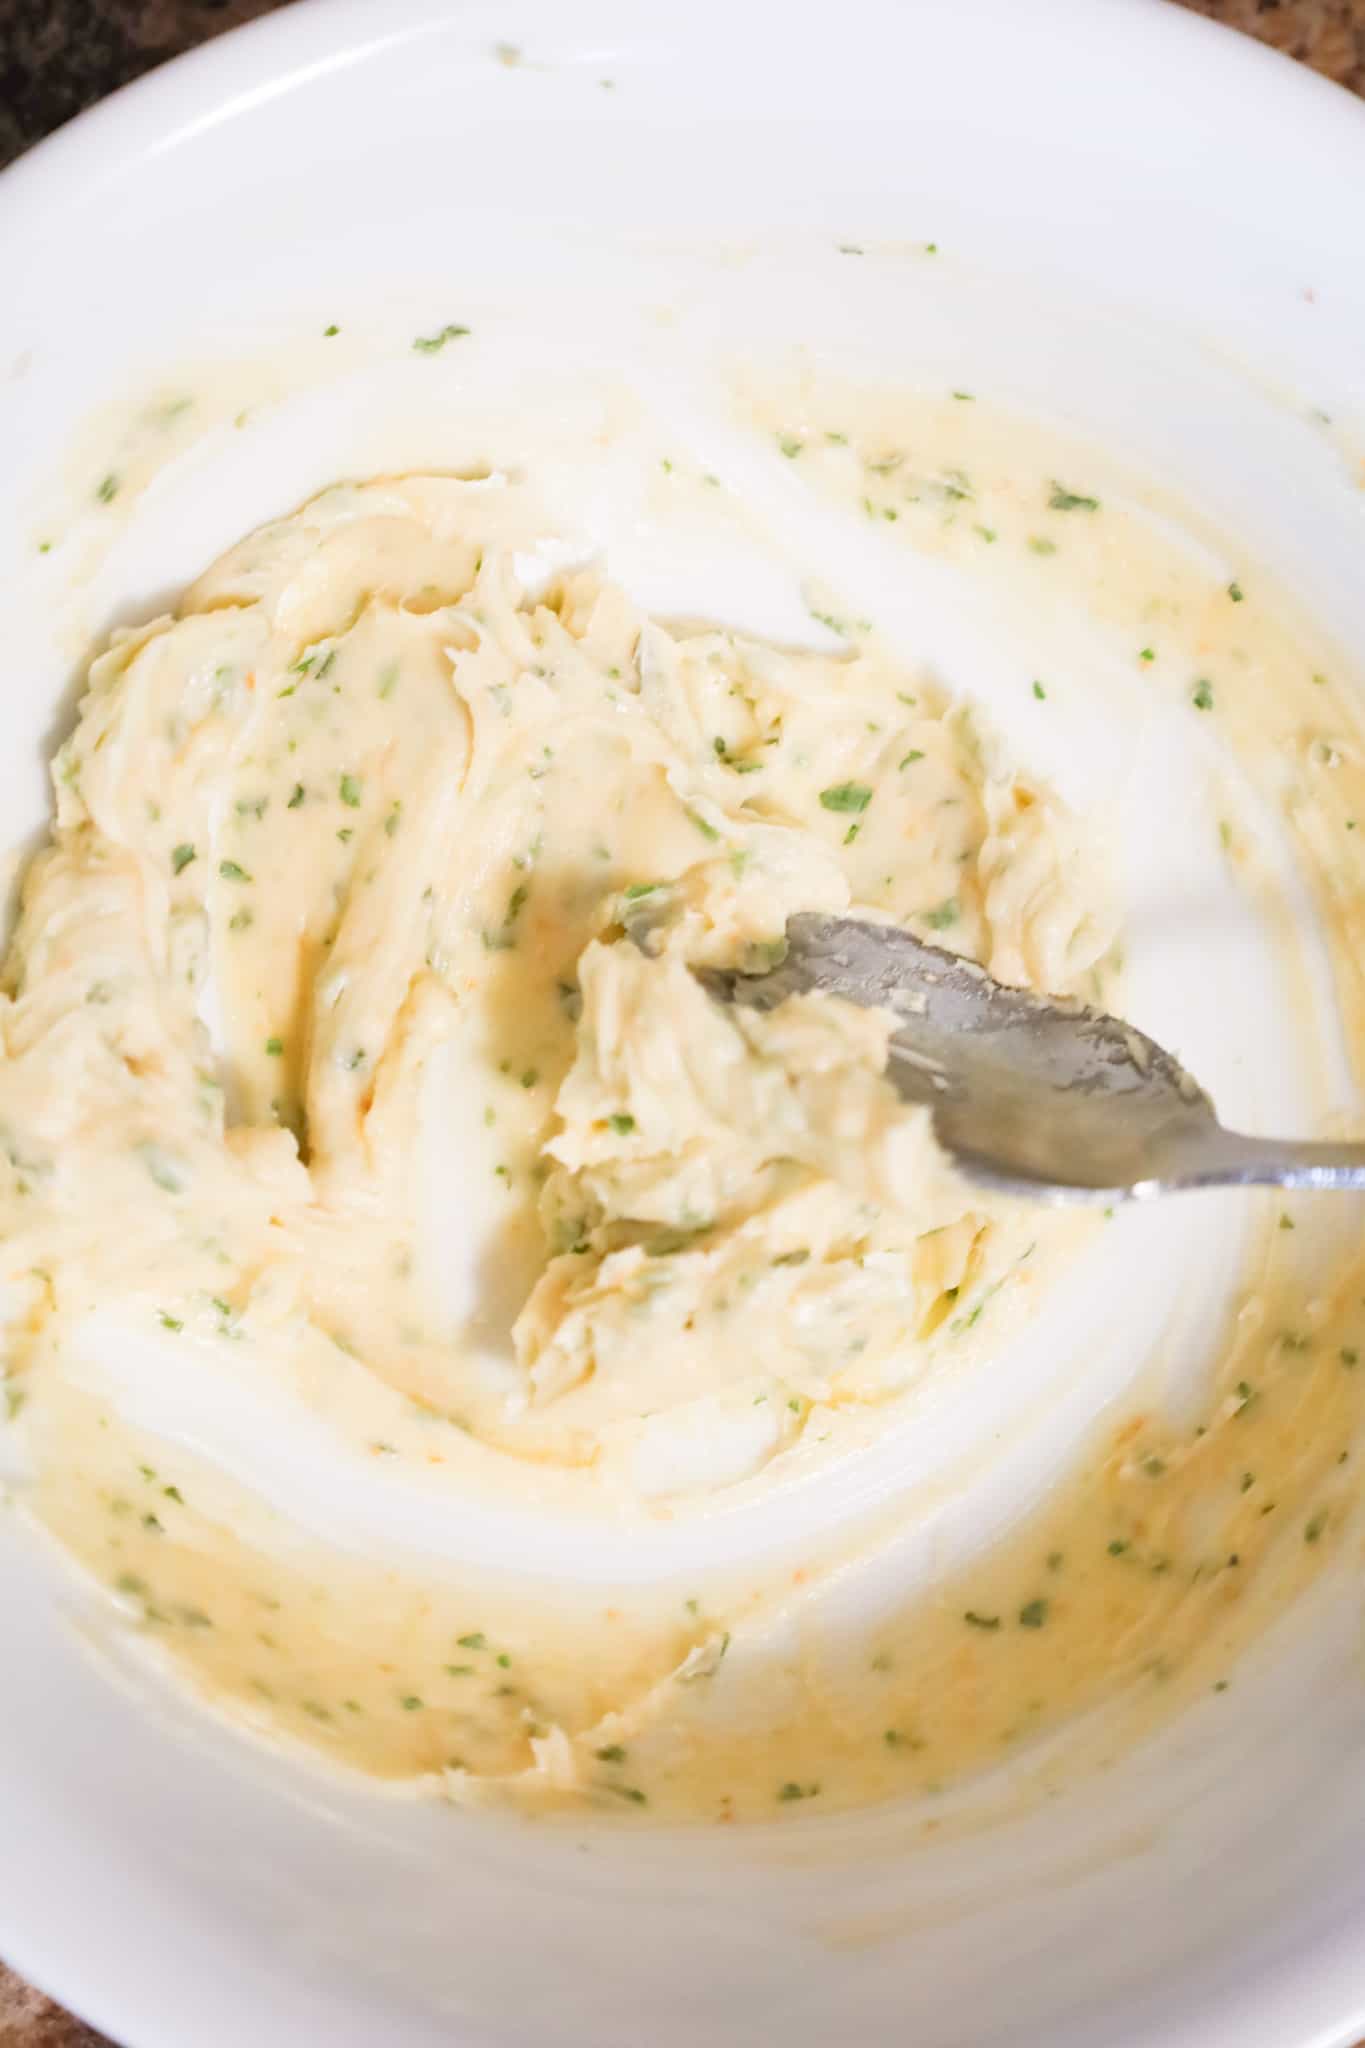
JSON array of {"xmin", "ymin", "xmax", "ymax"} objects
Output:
[{"xmin": 2, "ymin": 0, "xmax": 1365, "ymax": 2040}]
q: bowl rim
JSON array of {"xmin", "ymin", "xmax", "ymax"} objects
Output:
[{"xmin": 5, "ymin": 5, "xmax": 1365, "ymax": 2047}]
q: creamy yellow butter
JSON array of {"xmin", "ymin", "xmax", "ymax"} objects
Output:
[{"xmin": 4, "ymin": 386, "xmax": 1364, "ymax": 1825}]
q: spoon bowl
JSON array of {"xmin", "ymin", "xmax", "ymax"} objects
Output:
[{"xmin": 701, "ymin": 913, "xmax": 1365, "ymax": 1202}]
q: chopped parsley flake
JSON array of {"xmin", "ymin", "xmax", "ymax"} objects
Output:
[
  {"xmin": 1032, "ymin": 680, "xmax": 1047, "ymax": 700},
  {"xmin": 265, "ymin": 1037, "xmax": 284, "ymax": 1057},
  {"xmin": 1228, "ymin": 580, "xmax": 1244, "ymax": 603},
  {"xmin": 819, "ymin": 781, "xmax": 873, "ymax": 814},
  {"xmin": 609, "ymin": 1114, "xmax": 636, "ymax": 1135},
  {"xmin": 1018, "ymin": 1599, "xmax": 1049, "ymax": 1629},
  {"xmin": 171, "ymin": 843, "xmax": 196, "ymax": 875},
  {"xmin": 219, "ymin": 860, "xmax": 251, "ymax": 882},
  {"xmin": 964, "ymin": 1610, "xmax": 1000, "ymax": 1630},
  {"xmin": 924, "ymin": 898, "xmax": 959, "ymax": 930},
  {"xmin": 412, "ymin": 324, "xmax": 470, "ymax": 353},
  {"xmin": 1048, "ymin": 483, "xmax": 1100, "ymax": 512},
  {"xmin": 95, "ymin": 473, "xmax": 120, "ymax": 505},
  {"xmin": 339, "ymin": 774, "xmax": 363, "ymax": 808},
  {"xmin": 1191, "ymin": 679, "xmax": 1214, "ymax": 711}
]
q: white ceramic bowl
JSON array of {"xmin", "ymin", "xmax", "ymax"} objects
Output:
[{"xmin": 5, "ymin": 3, "xmax": 1365, "ymax": 2043}]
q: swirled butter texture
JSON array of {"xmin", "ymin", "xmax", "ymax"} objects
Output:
[{"xmin": 6, "ymin": 387, "xmax": 1365, "ymax": 1822}]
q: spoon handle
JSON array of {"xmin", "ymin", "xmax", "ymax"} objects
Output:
[{"xmin": 1167, "ymin": 1130, "xmax": 1365, "ymax": 1195}]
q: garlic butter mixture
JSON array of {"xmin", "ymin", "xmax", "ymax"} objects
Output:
[{"xmin": 5, "ymin": 385, "xmax": 1365, "ymax": 1823}]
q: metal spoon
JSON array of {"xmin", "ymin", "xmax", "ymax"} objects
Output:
[{"xmin": 697, "ymin": 912, "xmax": 1365, "ymax": 1205}]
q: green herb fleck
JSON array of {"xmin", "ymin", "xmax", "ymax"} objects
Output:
[
  {"xmin": 339, "ymin": 774, "xmax": 362, "ymax": 808},
  {"xmin": 1032, "ymin": 680, "xmax": 1047, "ymax": 701},
  {"xmin": 924, "ymin": 898, "xmax": 959, "ymax": 930},
  {"xmin": 819, "ymin": 781, "xmax": 873, "ymax": 814},
  {"xmin": 95, "ymin": 473, "xmax": 120, "ymax": 505},
  {"xmin": 265, "ymin": 1037, "xmax": 284, "ymax": 1057},
  {"xmin": 899, "ymin": 749, "xmax": 925, "ymax": 769},
  {"xmin": 1048, "ymin": 483, "xmax": 1100, "ymax": 512},
  {"xmin": 157, "ymin": 1311, "xmax": 183, "ymax": 1333},
  {"xmin": 413, "ymin": 323, "xmax": 470, "ymax": 353},
  {"xmin": 171, "ymin": 843, "xmax": 196, "ymax": 876},
  {"xmin": 1228, "ymin": 581, "xmax": 1244, "ymax": 603},
  {"xmin": 964, "ymin": 1610, "xmax": 1000, "ymax": 1631},
  {"xmin": 609, "ymin": 1114, "xmax": 636, "ymax": 1136},
  {"xmin": 138, "ymin": 1144, "xmax": 186, "ymax": 1194},
  {"xmin": 777, "ymin": 434, "xmax": 804, "ymax": 459},
  {"xmin": 1191, "ymin": 679, "xmax": 1214, "ymax": 711},
  {"xmin": 457, "ymin": 1632, "xmax": 487, "ymax": 1650},
  {"xmin": 596, "ymin": 1744, "xmax": 627, "ymax": 1763},
  {"xmin": 1018, "ymin": 1598, "xmax": 1048, "ymax": 1629}
]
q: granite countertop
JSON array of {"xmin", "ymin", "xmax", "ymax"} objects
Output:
[{"xmin": 2, "ymin": 0, "xmax": 1364, "ymax": 2041}]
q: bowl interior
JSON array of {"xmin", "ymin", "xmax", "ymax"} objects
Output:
[{"xmin": 4, "ymin": 4, "xmax": 1365, "ymax": 2046}]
